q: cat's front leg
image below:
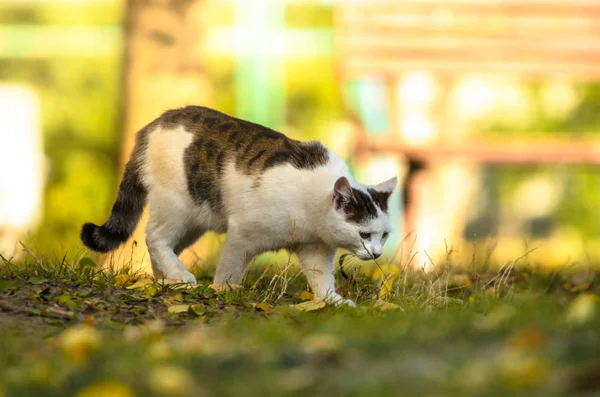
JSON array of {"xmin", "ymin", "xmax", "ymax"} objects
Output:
[
  {"xmin": 213, "ymin": 224, "xmax": 253, "ymax": 288},
  {"xmin": 296, "ymin": 244, "xmax": 355, "ymax": 307}
]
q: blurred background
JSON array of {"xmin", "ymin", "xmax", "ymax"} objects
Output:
[{"xmin": 1, "ymin": 0, "xmax": 599, "ymax": 271}]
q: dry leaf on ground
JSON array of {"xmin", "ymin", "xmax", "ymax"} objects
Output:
[
  {"xmin": 290, "ymin": 300, "xmax": 327, "ymax": 312},
  {"xmin": 126, "ymin": 278, "xmax": 154, "ymax": 290},
  {"xmin": 254, "ymin": 302, "xmax": 272, "ymax": 312},
  {"xmin": 299, "ymin": 291, "xmax": 314, "ymax": 301}
]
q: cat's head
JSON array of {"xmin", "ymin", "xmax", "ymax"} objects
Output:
[{"xmin": 330, "ymin": 176, "xmax": 397, "ymax": 260}]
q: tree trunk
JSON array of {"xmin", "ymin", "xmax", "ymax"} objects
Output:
[{"xmin": 116, "ymin": 0, "xmax": 214, "ymax": 272}]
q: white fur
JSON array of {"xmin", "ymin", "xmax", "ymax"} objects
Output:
[{"xmin": 142, "ymin": 126, "xmax": 396, "ymax": 306}]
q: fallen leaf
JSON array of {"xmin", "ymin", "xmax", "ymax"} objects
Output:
[
  {"xmin": 167, "ymin": 304, "xmax": 203, "ymax": 315},
  {"xmin": 374, "ymin": 299, "xmax": 401, "ymax": 311},
  {"xmin": 255, "ymin": 302, "xmax": 272, "ymax": 312},
  {"xmin": 378, "ymin": 270, "xmax": 399, "ymax": 300},
  {"xmin": 145, "ymin": 285, "xmax": 158, "ymax": 297},
  {"xmin": 47, "ymin": 306, "xmax": 74, "ymax": 318},
  {"xmin": 113, "ymin": 274, "xmax": 133, "ymax": 287},
  {"xmin": 165, "ymin": 294, "xmax": 184, "ymax": 304},
  {"xmin": 299, "ymin": 291, "xmax": 314, "ymax": 301},
  {"xmin": 291, "ymin": 300, "xmax": 327, "ymax": 312},
  {"xmin": 29, "ymin": 277, "xmax": 48, "ymax": 285},
  {"xmin": 168, "ymin": 305, "xmax": 190, "ymax": 314},
  {"xmin": 58, "ymin": 294, "xmax": 78, "ymax": 310},
  {"xmin": 126, "ymin": 278, "xmax": 154, "ymax": 290}
]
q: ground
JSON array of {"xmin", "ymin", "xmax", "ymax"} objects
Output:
[{"xmin": 0, "ymin": 253, "xmax": 599, "ymax": 397}]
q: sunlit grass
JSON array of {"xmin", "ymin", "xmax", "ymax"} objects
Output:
[{"xmin": 0, "ymin": 246, "xmax": 599, "ymax": 397}]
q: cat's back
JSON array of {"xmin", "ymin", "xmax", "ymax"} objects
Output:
[
  {"xmin": 142, "ymin": 106, "xmax": 334, "ymax": 216},
  {"xmin": 156, "ymin": 106, "xmax": 330, "ymax": 175}
]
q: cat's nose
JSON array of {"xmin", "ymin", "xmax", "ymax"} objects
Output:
[{"xmin": 371, "ymin": 250, "xmax": 382, "ymax": 259}]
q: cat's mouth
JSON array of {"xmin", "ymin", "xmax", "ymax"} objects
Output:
[{"xmin": 356, "ymin": 252, "xmax": 378, "ymax": 261}]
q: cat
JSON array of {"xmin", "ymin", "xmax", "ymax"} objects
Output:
[{"xmin": 81, "ymin": 106, "xmax": 396, "ymax": 306}]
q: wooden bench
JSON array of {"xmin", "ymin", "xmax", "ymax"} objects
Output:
[{"xmin": 335, "ymin": 0, "xmax": 600, "ymax": 261}]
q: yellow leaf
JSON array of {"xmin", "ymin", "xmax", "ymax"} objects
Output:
[
  {"xmin": 291, "ymin": 300, "xmax": 327, "ymax": 312},
  {"xmin": 372, "ymin": 264, "xmax": 399, "ymax": 280},
  {"xmin": 374, "ymin": 299, "xmax": 401, "ymax": 311},
  {"xmin": 168, "ymin": 305, "xmax": 191, "ymax": 314},
  {"xmin": 208, "ymin": 283, "xmax": 243, "ymax": 292},
  {"xmin": 255, "ymin": 302, "xmax": 272, "ymax": 312},
  {"xmin": 165, "ymin": 294, "xmax": 184, "ymax": 304},
  {"xmin": 113, "ymin": 274, "xmax": 133, "ymax": 287},
  {"xmin": 75, "ymin": 380, "xmax": 134, "ymax": 397},
  {"xmin": 468, "ymin": 296, "xmax": 475, "ymax": 304},
  {"xmin": 126, "ymin": 278, "xmax": 154, "ymax": 290},
  {"xmin": 58, "ymin": 294, "xmax": 77, "ymax": 309},
  {"xmin": 378, "ymin": 276, "xmax": 397, "ymax": 300},
  {"xmin": 299, "ymin": 291, "xmax": 314, "ymax": 301},
  {"xmin": 567, "ymin": 293, "xmax": 598, "ymax": 326},
  {"xmin": 145, "ymin": 285, "xmax": 158, "ymax": 297}
]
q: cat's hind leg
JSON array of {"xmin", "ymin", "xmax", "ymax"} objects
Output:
[{"xmin": 145, "ymin": 193, "xmax": 200, "ymax": 284}]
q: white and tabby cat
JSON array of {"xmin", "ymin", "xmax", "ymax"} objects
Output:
[{"xmin": 81, "ymin": 106, "xmax": 396, "ymax": 306}]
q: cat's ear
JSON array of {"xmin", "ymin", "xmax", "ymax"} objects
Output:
[
  {"xmin": 369, "ymin": 176, "xmax": 397, "ymax": 202},
  {"xmin": 332, "ymin": 176, "xmax": 355, "ymax": 211},
  {"xmin": 371, "ymin": 176, "xmax": 397, "ymax": 194}
]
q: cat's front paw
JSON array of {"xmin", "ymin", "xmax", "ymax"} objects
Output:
[
  {"xmin": 325, "ymin": 293, "xmax": 356, "ymax": 308},
  {"xmin": 162, "ymin": 270, "xmax": 197, "ymax": 285}
]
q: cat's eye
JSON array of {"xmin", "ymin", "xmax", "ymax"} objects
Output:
[
  {"xmin": 359, "ymin": 232, "xmax": 371, "ymax": 240},
  {"xmin": 382, "ymin": 232, "xmax": 389, "ymax": 239}
]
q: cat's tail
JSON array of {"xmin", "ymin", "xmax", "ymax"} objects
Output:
[{"xmin": 81, "ymin": 134, "xmax": 149, "ymax": 253}]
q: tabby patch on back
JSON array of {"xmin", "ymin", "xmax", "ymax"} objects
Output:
[{"xmin": 81, "ymin": 106, "xmax": 397, "ymax": 307}]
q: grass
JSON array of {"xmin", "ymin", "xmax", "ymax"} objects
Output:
[{"xmin": 0, "ymin": 249, "xmax": 599, "ymax": 397}]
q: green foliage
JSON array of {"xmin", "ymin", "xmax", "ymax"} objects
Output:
[
  {"xmin": 0, "ymin": 1, "xmax": 124, "ymax": 26},
  {"xmin": 0, "ymin": 1, "xmax": 123, "ymax": 254},
  {"xmin": 3, "ymin": 0, "xmax": 599, "ymax": 254},
  {"xmin": 0, "ymin": 57, "xmax": 122, "ymax": 254}
]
